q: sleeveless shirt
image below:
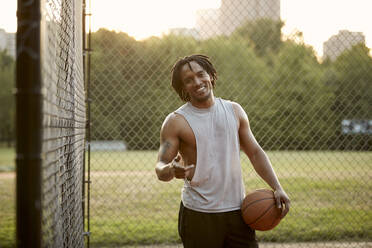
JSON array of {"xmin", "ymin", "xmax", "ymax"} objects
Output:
[{"xmin": 175, "ymin": 98, "xmax": 245, "ymax": 213}]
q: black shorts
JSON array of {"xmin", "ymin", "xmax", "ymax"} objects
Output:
[{"xmin": 178, "ymin": 201, "xmax": 259, "ymax": 248}]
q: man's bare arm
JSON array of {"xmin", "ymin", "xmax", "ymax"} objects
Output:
[
  {"xmin": 155, "ymin": 114, "xmax": 194, "ymax": 181},
  {"xmin": 155, "ymin": 114, "xmax": 180, "ymax": 181},
  {"xmin": 232, "ymin": 102, "xmax": 290, "ymax": 218}
]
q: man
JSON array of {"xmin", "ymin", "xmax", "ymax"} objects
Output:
[{"xmin": 155, "ymin": 54, "xmax": 290, "ymax": 248}]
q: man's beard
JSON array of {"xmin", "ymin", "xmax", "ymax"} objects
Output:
[{"xmin": 194, "ymin": 91, "xmax": 212, "ymax": 102}]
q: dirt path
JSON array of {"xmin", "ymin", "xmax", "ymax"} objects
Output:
[
  {"xmin": 101, "ymin": 242, "xmax": 372, "ymax": 248},
  {"xmin": 0, "ymin": 172, "xmax": 14, "ymax": 179}
]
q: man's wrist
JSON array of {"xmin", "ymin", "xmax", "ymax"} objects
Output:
[{"xmin": 273, "ymin": 184, "xmax": 283, "ymax": 191}]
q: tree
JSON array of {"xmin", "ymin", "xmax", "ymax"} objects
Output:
[
  {"xmin": 330, "ymin": 44, "xmax": 372, "ymax": 119},
  {"xmin": 0, "ymin": 50, "xmax": 15, "ymax": 146},
  {"xmin": 90, "ymin": 29, "xmax": 197, "ymax": 149},
  {"xmin": 326, "ymin": 44, "xmax": 372, "ymax": 150},
  {"xmin": 232, "ymin": 18, "xmax": 284, "ymax": 56},
  {"xmin": 268, "ymin": 41, "xmax": 327, "ymax": 149}
]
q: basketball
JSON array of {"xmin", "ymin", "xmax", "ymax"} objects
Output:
[{"xmin": 241, "ymin": 189, "xmax": 282, "ymax": 231}]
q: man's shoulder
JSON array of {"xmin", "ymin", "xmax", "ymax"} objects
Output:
[
  {"xmin": 219, "ymin": 99, "xmax": 246, "ymax": 121},
  {"xmin": 219, "ymin": 98, "xmax": 241, "ymax": 109},
  {"xmin": 162, "ymin": 111, "xmax": 188, "ymax": 129},
  {"xmin": 229, "ymin": 101, "xmax": 241, "ymax": 109}
]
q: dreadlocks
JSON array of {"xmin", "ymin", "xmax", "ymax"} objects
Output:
[{"xmin": 171, "ymin": 54, "xmax": 217, "ymax": 102}]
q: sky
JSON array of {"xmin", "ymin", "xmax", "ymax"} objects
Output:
[{"xmin": 1, "ymin": 0, "xmax": 371, "ymax": 57}]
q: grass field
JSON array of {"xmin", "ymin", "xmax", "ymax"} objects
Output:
[
  {"xmin": 0, "ymin": 147, "xmax": 14, "ymax": 172},
  {"xmin": 0, "ymin": 148, "xmax": 371, "ymax": 247}
]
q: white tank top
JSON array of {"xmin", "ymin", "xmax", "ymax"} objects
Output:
[{"xmin": 175, "ymin": 98, "xmax": 245, "ymax": 213}]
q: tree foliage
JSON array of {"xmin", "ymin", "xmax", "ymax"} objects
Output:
[
  {"xmin": 233, "ymin": 18, "xmax": 284, "ymax": 56},
  {"xmin": 89, "ymin": 23, "xmax": 372, "ymax": 150},
  {"xmin": 2, "ymin": 19, "xmax": 371, "ymax": 150}
]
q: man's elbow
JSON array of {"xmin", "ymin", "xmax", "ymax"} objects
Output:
[{"xmin": 155, "ymin": 167, "xmax": 163, "ymax": 180}]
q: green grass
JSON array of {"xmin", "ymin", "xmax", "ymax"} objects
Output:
[
  {"xmin": 0, "ymin": 147, "xmax": 14, "ymax": 172},
  {"xmin": 1, "ymin": 149, "xmax": 371, "ymax": 247},
  {"xmin": 0, "ymin": 174, "xmax": 15, "ymax": 248}
]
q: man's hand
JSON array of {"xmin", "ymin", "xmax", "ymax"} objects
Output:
[
  {"xmin": 273, "ymin": 188, "xmax": 290, "ymax": 218},
  {"xmin": 171, "ymin": 154, "xmax": 195, "ymax": 179}
]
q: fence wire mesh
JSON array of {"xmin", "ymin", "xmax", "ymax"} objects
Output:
[
  {"xmin": 41, "ymin": 0, "xmax": 85, "ymax": 246},
  {"xmin": 89, "ymin": 0, "xmax": 372, "ymax": 247}
]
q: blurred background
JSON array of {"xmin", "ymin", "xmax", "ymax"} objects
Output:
[{"xmin": 1, "ymin": 0, "xmax": 371, "ymax": 247}]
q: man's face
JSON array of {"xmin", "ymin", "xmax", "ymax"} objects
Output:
[{"xmin": 180, "ymin": 61, "xmax": 213, "ymax": 103}]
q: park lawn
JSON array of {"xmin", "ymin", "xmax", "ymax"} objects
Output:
[
  {"xmin": 0, "ymin": 149, "xmax": 371, "ymax": 247},
  {"xmin": 0, "ymin": 173, "xmax": 15, "ymax": 248},
  {"xmin": 0, "ymin": 147, "xmax": 14, "ymax": 172}
]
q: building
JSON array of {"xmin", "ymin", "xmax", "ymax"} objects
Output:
[
  {"xmin": 195, "ymin": 8, "xmax": 221, "ymax": 39},
  {"xmin": 195, "ymin": 0, "xmax": 280, "ymax": 39},
  {"xmin": 323, "ymin": 30, "xmax": 365, "ymax": 61},
  {"xmin": 219, "ymin": 0, "xmax": 280, "ymax": 36},
  {"xmin": 0, "ymin": 29, "xmax": 16, "ymax": 58}
]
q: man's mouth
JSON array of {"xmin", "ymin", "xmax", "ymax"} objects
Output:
[{"xmin": 196, "ymin": 86, "xmax": 206, "ymax": 94}]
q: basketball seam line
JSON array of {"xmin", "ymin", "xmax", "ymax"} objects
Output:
[
  {"xmin": 241, "ymin": 197, "xmax": 273, "ymax": 213},
  {"xmin": 248, "ymin": 203, "xmax": 275, "ymax": 226},
  {"xmin": 269, "ymin": 208, "xmax": 280, "ymax": 229}
]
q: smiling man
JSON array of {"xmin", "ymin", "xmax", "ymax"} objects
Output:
[{"xmin": 155, "ymin": 54, "xmax": 290, "ymax": 248}]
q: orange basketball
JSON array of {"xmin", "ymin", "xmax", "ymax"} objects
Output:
[{"xmin": 241, "ymin": 189, "xmax": 282, "ymax": 231}]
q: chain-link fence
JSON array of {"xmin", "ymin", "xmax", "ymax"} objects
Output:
[
  {"xmin": 89, "ymin": 0, "xmax": 372, "ymax": 247},
  {"xmin": 41, "ymin": 0, "xmax": 86, "ymax": 246},
  {"xmin": 16, "ymin": 0, "xmax": 85, "ymax": 247}
]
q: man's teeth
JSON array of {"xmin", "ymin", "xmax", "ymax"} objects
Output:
[{"xmin": 197, "ymin": 86, "xmax": 205, "ymax": 92}]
